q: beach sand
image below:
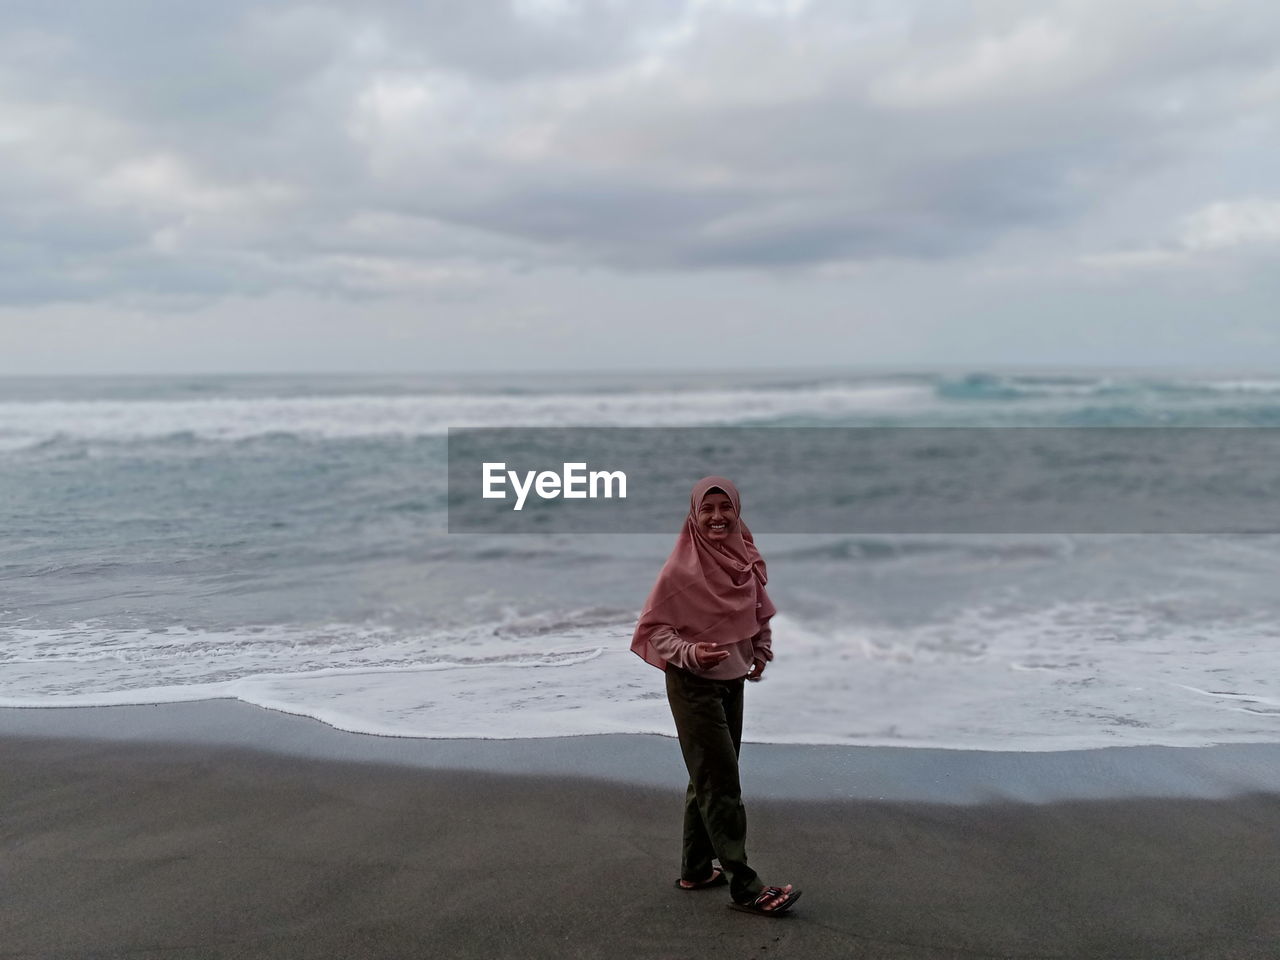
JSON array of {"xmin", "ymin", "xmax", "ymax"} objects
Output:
[{"xmin": 4, "ymin": 706, "xmax": 1280, "ymax": 959}]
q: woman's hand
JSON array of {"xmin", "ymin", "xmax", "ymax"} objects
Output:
[
  {"xmin": 746, "ymin": 658, "xmax": 766, "ymax": 682},
  {"xmin": 691, "ymin": 642, "xmax": 731, "ymax": 670}
]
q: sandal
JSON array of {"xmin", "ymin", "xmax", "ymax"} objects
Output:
[
  {"xmin": 729, "ymin": 885, "xmax": 801, "ymax": 916},
  {"xmin": 673, "ymin": 867, "xmax": 727, "ymax": 890}
]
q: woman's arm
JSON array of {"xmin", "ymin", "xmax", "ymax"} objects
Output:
[
  {"xmin": 648, "ymin": 624, "xmax": 698, "ymax": 671},
  {"xmin": 751, "ymin": 617, "xmax": 774, "ymax": 664}
]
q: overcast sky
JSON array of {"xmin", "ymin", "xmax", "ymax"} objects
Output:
[{"xmin": 2, "ymin": 0, "xmax": 1278, "ymax": 374}]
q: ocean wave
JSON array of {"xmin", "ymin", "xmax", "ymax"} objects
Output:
[
  {"xmin": 1148, "ymin": 378, "xmax": 1280, "ymax": 396},
  {"xmin": 7, "ymin": 603, "xmax": 1280, "ymax": 748},
  {"xmin": 767, "ymin": 535, "xmax": 1070, "ymax": 563},
  {"xmin": 934, "ymin": 372, "xmax": 1127, "ymax": 402},
  {"xmin": 11, "ymin": 373, "xmax": 1280, "ymax": 451},
  {"xmin": 934, "ymin": 372, "xmax": 1280, "ymax": 407},
  {"xmin": 0, "ymin": 381, "xmax": 935, "ymax": 449}
]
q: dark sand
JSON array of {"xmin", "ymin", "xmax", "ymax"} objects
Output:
[{"xmin": 5, "ymin": 721, "xmax": 1280, "ymax": 958}]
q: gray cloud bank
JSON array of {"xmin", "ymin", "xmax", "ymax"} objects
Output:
[{"xmin": 1, "ymin": 0, "xmax": 1278, "ymax": 307}]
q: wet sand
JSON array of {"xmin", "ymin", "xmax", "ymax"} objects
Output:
[{"xmin": 4, "ymin": 712, "xmax": 1280, "ymax": 959}]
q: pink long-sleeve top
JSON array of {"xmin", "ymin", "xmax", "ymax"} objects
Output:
[{"xmin": 647, "ymin": 618, "xmax": 773, "ymax": 680}]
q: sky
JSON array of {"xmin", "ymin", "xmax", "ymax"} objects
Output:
[{"xmin": 1, "ymin": 0, "xmax": 1278, "ymax": 374}]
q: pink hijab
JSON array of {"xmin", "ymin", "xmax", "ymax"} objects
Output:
[{"xmin": 630, "ymin": 476, "xmax": 776, "ymax": 670}]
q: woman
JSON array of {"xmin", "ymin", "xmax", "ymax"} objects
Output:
[{"xmin": 631, "ymin": 476, "xmax": 801, "ymax": 917}]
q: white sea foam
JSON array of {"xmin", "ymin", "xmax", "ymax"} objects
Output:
[
  {"xmin": 0, "ymin": 382, "xmax": 932, "ymax": 449},
  {"xmin": 4, "ymin": 604, "xmax": 1280, "ymax": 750},
  {"xmin": 1195, "ymin": 379, "xmax": 1280, "ymax": 394}
]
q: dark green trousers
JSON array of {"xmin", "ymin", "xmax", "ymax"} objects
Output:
[{"xmin": 665, "ymin": 664, "xmax": 764, "ymax": 904}]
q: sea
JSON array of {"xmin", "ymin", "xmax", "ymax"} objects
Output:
[{"xmin": 4, "ymin": 367, "xmax": 1280, "ymax": 751}]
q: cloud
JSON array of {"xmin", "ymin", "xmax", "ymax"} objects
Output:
[
  {"xmin": 1078, "ymin": 197, "xmax": 1280, "ymax": 273},
  {"xmin": 1, "ymin": 0, "xmax": 1279, "ymax": 305},
  {"xmin": 869, "ymin": 18, "xmax": 1080, "ymax": 109},
  {"xmin": 1182, "ymin": 199, "xmax": 1280, "ymax": 251}
]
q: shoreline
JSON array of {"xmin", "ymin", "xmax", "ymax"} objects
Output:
[
  {"xmin": 6, "ymin": 727, "xmax": 1280, "ymax": 958},
  {"xmin": 6, "ymin": 698, "xmax": 1280, "ymax": 804}
]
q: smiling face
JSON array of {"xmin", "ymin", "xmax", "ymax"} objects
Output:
[{"xmin": 696, "ymin": 488, "xmax": 737, "ymax": 543}]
